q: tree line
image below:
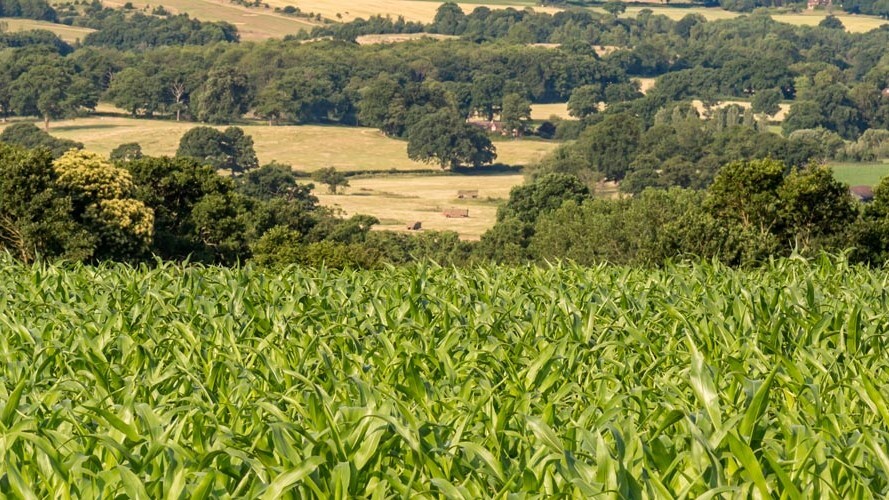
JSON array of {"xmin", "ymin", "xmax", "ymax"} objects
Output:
[
  {"xmin": 2, "ymin": 4, "xmax": 888, "ymax": 143},
  {"xmin": 4, "ymin": 136, "xmax": 889, "ymax": 268}
]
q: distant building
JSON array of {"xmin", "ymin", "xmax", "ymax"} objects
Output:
[{"xmin": 807, "ymin": 0, "xmax": 832, "ymax": 9}]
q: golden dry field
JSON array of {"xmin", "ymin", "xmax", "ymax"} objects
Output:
[
  {"xmin": 99, "ymin": 0, "xmax": 317, "ymax": 40},
  {"xmin": 611, "ymin": 6, "xmax": 886, "ymax": 32},
  {"xmin": 691, "ymin": 99, "xmax": 792, "ymax": 121},
  {"xmin": 315, "ymin": 173, "xmax": 523, "ymax": 239},
  {"xmin": 771, "ymin": 11, "xmax": 888, "ymax": 32},
  {"xmin": 356, "ymin": 33, "xmax": 457, "ymax": 44},
  {"xmin": 59, "ymin": 1, "xmax": 883, "ymax": 43},
  {"xmin": 0, "ymin": 116, "xmax": 557, "ymax": 171},
  {"xmin": 260, "ymin": 0, "xmax": 559, "ymax": 23},
  {"xmin": 530, "ymin": 103, "xmax": 573, "ymax": 121},
  {"xmin": 635, "ymin": 77, "xmax": 658, "ymax": 94},
  {"xmin": 0, "ymin": 17, "xmax": 95, "ymax": 42}
]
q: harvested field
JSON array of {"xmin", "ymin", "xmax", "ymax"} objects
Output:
[
  {"xmin": 0, "ymin": 17, "xmax": 95, "ymax": 42},
  {"xmin": 691, "ymin": 99, "xmax": 791, "ymax": 121},
  {"xmin": 0, "ymin": 116, "xmax": 558, "ymax": 171},
  {"xmin": 259, "ymin": 0, "xmax": 559, "ymax": 23},
  {"xmin": 100, "ymin": 0, "xmax": 317, "ymax": 40},
  {"xmin": 356, "ymin": 33, "xmax": 458, "ymax": 44},
  {"xmin": 530, "ymin": 102, "xmax": 573, "ymax": 121},
  {"xmin": 315, "ymin": 173, "xmax": 523, "ymax": 239}
]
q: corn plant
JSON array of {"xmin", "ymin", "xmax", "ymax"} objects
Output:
[{"xmin": 0, "ymin": 255, "xmax": 887, "ymax": 498}]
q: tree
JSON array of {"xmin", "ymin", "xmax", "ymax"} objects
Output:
[
  {"xmin": 106, "ymin": 68, "xmax": 164, "ymax": 117},
  {"xmin": 603, "ymin": 82, "xmax": 643, "ymax": 104},
  {"xmin": 52, "ymin": 150, "xmax": 154, "ymax": 260},
  {"xmin": 312, "ymin": 167, "xmax": 349, "ymax": 194},
  {"xmin": 406, "ymin": 109, "xmax": 496, "ymax": 169},
  {"xmin": 0, "ymin": 123, "xmax": 82, "ymax": 158},
  {"xmin": 358, "ymin": 74, "xmax": 402, "ymax": 135},
  {"xmin": 176, "ymin": 126, "xmax": 258, "ymax": 174},
  {"xmin": 530, "ymin": 189, "xmax": 718, "ymax": 266},
  {"xmin": 471, "ymin": 73, "xmax": 504, "ymax": 121},
  {"xmin": 778, "ymin": 163, "xmax": 857, "ymax": 250},
  {"xmin": 497, "ymin": 173, "xmax": 590, "ymax": 224},
  {"xmin": 818, "ymin": 15, "xmax": 844, "ymax": 29},
  {"xmin": 576, "ymin": 112, "xmax": 642, "ymax": 181},
  {"xmin": 568, "ymin": 84, "xmax": 603, "ymax": 119},
  {"xmin": 192, "ymin": 68, "xmax": 250, "ymax": 124},
  {"xmin": 500, "ymin": 93, "xmax": 531, "ymax": 136},
  {"xmin": 751, "ymin": 88, "xmax": 782, "ymax": 117},
  {"xmin": 706, "ymin": 157, "xmax": 785, "ymax": 234},
  {"xmin": 602, "ymin": 1, "xmax": 627, "ymax": 16},
  {"xmin": 10, "ymin": 64, "xmax": 95, "ymax": 130},
  {"xmin": 239, "ymin": 162, "xmax": 316, "ymax": 203},
  {"xmin": 126, "ymin": 155, "xmax": 240, "ymax": 261},
  {"xmin": 110, "ymin": 143, "xmax": 143, "ymax": 163},
  {"xmin": 430, "ymin": 2, "xmax": 466, "ymax": 35},
  {"xmin": 0, "ymin": 144, "xmax": 94, "ymax": 262}
]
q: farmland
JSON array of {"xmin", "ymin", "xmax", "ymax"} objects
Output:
[
  {"xmin": 257, "ymin": 0, "xmax": 559, "ymax": 23},
  {"xmin": 0, "ymin": 17, "xmax": 95, "ymax": 42},
  {"xmin": 831, "ymin": 161, "xmax": 889, "ymax": 187},
  {"xmin": 0, "ymin": 117, "xmax": 558, "ymax": 172},
  {"xmin": 99, "ymin": 0, "xmax": 317, "ymax": 40},
  {"xmin": 315, "ymin": 173, "xmax": 522, "ymax": 239},
  {"xmin": 1, "ymin": 257, "xmax": 888, "ymax": 496}
]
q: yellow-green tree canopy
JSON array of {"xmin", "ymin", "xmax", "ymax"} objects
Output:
[{"xmin": 53, "ymin": 150, "xmax": 154, "ymax": 258}]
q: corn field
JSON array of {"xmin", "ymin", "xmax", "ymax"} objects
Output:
[{"xmin": 0, "ymin": 256, "xmax": 888, "ymax": 498}]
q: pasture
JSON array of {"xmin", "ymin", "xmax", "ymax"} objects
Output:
[
  {"xmin": 356, "ymin": 33, "xmax": 457, "ymax": 44},
  {"xmin": 0, "ymin": 17, "xmax": 95, "ymax": 42},
  {"xmin": 99, "ymin": 0, "xmax": 316, "ymax": 40},
  {"xmin": 831, "ymin": 161, "xmax": 889, "ymax": 187},
  {"xmin": 259, "ymin": 0, "xmax": 559, "ymax": 23},
  {"xmin": 1, "ymin": 258, "xmax": 888, "ymax": 496},
  {"xmin": 771, "ymin": 11, "xmax": 888, "ymax": 32},
  {"xmin": 0, "ymin": 116, "xmax": 557, "ymax": 171},
  {"xmin": 315, "ymin": 173, "xmax": 522, "ymax": 239},
  {"xmin": 691, "ymin": 99, "xmax": 791, "ymax": 121},
  {"xmin": 609, "ymin": 6, "xmax": 887, "ymax": 33},
  {"xmin": 530, "ymin": 102, "xmax": 573, "ymax": 121}
]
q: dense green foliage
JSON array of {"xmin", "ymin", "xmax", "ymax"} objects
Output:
[
  {"xmin": 79, "ymin": 11, "xmax": 239, "ymax": 49},
  {"xmin": 0, "ymin": 123, "xmax": 82, "ymax": 157},
  {"xmin": 0, "ymin": 257, "xmax": 888, "ymax": 496},
  {"xmin": 0, "ymin": 0, "xmax": 56, "ymax": 21}
]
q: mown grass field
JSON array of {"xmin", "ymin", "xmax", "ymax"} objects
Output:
[
  {"xmin": 0, "ymin": 116, "xmax": 557, "ymax": 171},
  {"xmin": 831, "ymin": 161, "xmax": 889, "ymax": 186},
  {"xmin": 770, "ymin": 11, "xmax": 888, "ymax": 32},
  {"xmin": 0, "ymin": 17, "xmax": 95, "ymax": 42},
  {"xmin": 99, "ymin": 0, "xmax": 316, "ymax": 40},
  {"xmin": 530, "ymin": 103, "xmax": 573, "ymax": 121},
  {"xmin": 315, "ymin": 173, "xmax": 522, "ymax": 239},
  {"xmin": 611, "ymin": 6, "xmax": 887, "ymax": 32},
  {"xmin": 1, "ymin": 257, "xmax": 888, "ymax": 497},
  {"xmin": 691, "ymin": 99, "xmax": 792, "ymax": 121},
  {"xmin": 260, "ymin": 0, "xmax": 559, "ymax": 23}
]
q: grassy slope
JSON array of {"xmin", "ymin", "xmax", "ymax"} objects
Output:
[
  {"xmin": 831, "ymin": 161, "xmax": 889, "ymax": 187},
  {"xmin": 0, "ymin": 115, "xmax": 556, "ymax": 239},
  {"xmin": 316, "ymin": 173, "xmax": 523, "ymax": 239},
  {"xmin": 260, "ymin": 0, "xmax": 559, "ymax": 23},
  {"xmin": 0, "ymin": 116, "xmax": 557, "ymax": 172},
  {"xmin": 0, "ymin": 17, "xmax": 95, "ymax": 42},
  {"xmin": 99, "ymin": 0, "xmax": 316, "ymax": 40}
]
